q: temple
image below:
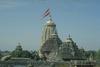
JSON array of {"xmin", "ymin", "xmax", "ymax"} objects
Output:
[
  {"xmin": 39, "ymin": 18, "xmax": 86, "ymax": 61},
  {"xmin": 0, "ymin": 16, "xmax": 96, "ymax": 67}
]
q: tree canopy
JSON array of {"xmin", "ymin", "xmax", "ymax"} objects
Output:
[{"xmin": 10, "ymin": 45, "xmax": 40, "ymax": 60}]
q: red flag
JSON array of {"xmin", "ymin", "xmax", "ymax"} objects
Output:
[
  {"xmin": 44, "ymin": 8, "xmax": 49, "ymax": 15},
  {"xmin": 43, "ymin": 8, "xmax": 50, "ymax": 18}
]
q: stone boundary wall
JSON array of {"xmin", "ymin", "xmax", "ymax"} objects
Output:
[
  {"xmin": 0, "ymin": 61, "xmax": 96, "ymax": 67},
  {"xmin": 0, "ymin": 61, "xmax": 70, "ymax": 67}
]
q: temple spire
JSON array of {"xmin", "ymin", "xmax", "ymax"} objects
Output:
[{"xmin": 41, "ymin": 19, "xmax": 57, "ymax": 45}]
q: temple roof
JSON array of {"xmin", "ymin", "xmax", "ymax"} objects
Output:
[
  {"xmin": 46, "ymin": 19, "xmax": 56, "ymax": 26},
  {"xmin": 65, "ymin": 35, "xmax": 73, "ymax": 43}
]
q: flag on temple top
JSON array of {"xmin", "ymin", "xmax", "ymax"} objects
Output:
[{"xmin": 42, "ymin": 8, "xmax": 51, "ymax": 18}]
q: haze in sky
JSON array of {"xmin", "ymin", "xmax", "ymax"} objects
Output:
[{"xmin": 0, "ymin": 0, "xmax": 100, "ymax": 51}]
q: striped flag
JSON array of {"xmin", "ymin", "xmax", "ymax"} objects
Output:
[{"xmin": 43, "ymin": 8, "xmax": 51, "ymax": 18}]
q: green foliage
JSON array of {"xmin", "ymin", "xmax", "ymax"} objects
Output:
[
  {"xmin": 11, "ymin": 45, "xmax": 32, "ymax": 58},
  {"xmin": 31, "ymin": 51, "xmax": 40, "ymax": 60},
  {"xmin": 11, "ymin": 50, "xmax": 40, "ymax": 60},
  {"xmin": 2, "ymin": 49, "xmax": 40, "ymax": 61},
  {"xmin": 11, "ymin": 50, "xmax": 22, "ymax": 57},
  {"xmin": 11, "ymin": 50, "xmax": 32, "ymax": 58},
  {"xmin": 21, "ymin": 50, "xmax": 32, "ymax": 58},
  {"xmin": 10, "ymin": 45, "xmax": 40, "ymax": 60},
  {"xmin": 0, "ymin": 53, "xmax": 2, "ymax": 59},
  {"xmin": 85, "ymin": 50, "xmax": 96, "ymax": 60},
  {"xmin": 96, "ymin": 49, "xmax": 100, "ymax": 60}
]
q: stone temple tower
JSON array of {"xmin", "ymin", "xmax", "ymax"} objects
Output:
[
  {"xmin": 39, "ymin": 18, "xmax": 62, "ymax": 59},
  {"xmin": 41, "ymin": 18, "xmax": 58, "ymax": 45}
]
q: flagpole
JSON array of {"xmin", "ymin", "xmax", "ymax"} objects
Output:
[{"xmin": 48, "ymin": 9, "xmax": 52, "ymax": 21}]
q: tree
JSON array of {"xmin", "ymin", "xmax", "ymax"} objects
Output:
[
  {"xmin": 96, "ymin": 49, "xmax": 100, "ymax": 61},
  {"xmin": 85, "ymin": 50, "xmax": 96, "ymax": 60},
  {"xmin": 11, "ymin": 50, "xmax": 22, "ymax": 57},
  {"xmin": 21, "ymin": 50, "xmax": 32, "ymax": 58},
  {"xmin": 31, "ymin": 51, "xmax": 40, "ymax": 60},
  {"xmin": 11, "ymin": 45, "xmax": 32, "ymax": 58},
  {"xmin": 0, "ymin": 52, "xmax": 2, "ymax": 59},
  {"xmin": 11, "ymin": 45, "xmax": 23, "ymax": 57},
  {"xmin": 11, "ymin": 44, "xmax": 41, "ymax": 60}
]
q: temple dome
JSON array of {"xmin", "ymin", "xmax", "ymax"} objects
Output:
[{"xmin": 46, "ymin": 19, "xmax": 56, "ymax": 26}]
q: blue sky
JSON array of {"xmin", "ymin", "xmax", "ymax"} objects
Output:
[{"xmin": 0, "ymin": 0, "xmax": 100, "ymax": 51}]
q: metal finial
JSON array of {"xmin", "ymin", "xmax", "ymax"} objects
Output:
[{"xmin": 68, "ymin": 34, "xmax": 71, "ymax": 38}]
